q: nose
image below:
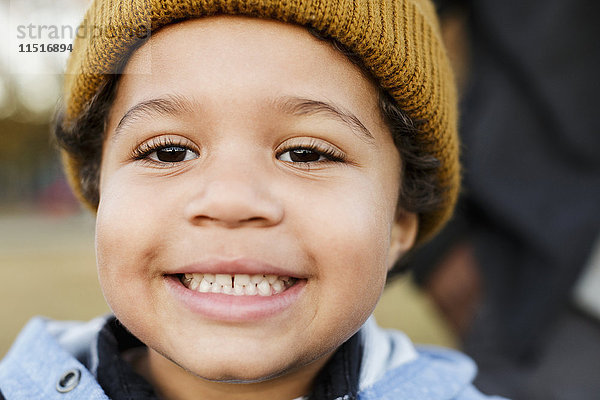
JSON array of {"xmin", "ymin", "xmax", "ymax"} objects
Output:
[{"xmin": 183, "ymin": 163, "xmax": 284, "ymax": 229}]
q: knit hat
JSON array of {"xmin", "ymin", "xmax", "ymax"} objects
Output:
[{"xmin": 60, "ymin": 0, "xmax": 459, "ymax": 244}]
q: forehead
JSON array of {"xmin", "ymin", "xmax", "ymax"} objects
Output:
[{"xmin": 108, "ymin": 16, "xmax": 386, "ymax": 137}]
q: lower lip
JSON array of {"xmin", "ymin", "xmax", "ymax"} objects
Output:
[{"xmin": 164, "ymin": 275, "xmax": 306, "ymax": 322}]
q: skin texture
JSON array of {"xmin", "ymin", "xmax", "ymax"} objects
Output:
[{"xmin": 96, "ymin": 16, "xmax": 418, "ymax": 400}]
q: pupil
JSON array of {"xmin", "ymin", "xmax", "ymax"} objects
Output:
[
  {"xmin": 157, "ymin": 146, "xmax": 186, "ymax": 162},
  {"xmin": 290, "ymin": 149, "xmax": 320, "ymax": 162}
]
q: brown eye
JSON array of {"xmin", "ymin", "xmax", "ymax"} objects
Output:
[
  {"xmin": 290, "ymin": 149, "xmax": 322, "ymax": 162},
  {"xmin": 149, "ymin": 146, "xmax": 198, "ymax": 163},
  {"xmin": 279, "ymin": 148, "xmax": 325, "ymax": 163}
]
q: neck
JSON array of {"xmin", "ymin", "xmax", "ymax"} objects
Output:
[{"xmin": 132, "ymin": 348, "xmax": 331, "ymax": 400}]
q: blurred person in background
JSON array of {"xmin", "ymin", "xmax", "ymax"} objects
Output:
[{"xmin": 407, "ymin": 1, "xmax": 600, "ymax": 399}]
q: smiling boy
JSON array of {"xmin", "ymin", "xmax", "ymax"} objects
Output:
[
  {"xmin": 98, "ymin": 17, "xmax": 408, "ymax": 395},
  {"xmin": 0, "ymin": 1, "xmax": 504, "ymax": 399}
]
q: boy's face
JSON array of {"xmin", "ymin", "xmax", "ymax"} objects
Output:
[{"xmin": 96, "ymin": 16, "xmax": 417, "ymax": 390}]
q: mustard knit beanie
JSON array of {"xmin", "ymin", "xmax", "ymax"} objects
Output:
[{"xmin": 60, "ymin": 0, "xmax": 459, "ymax": 244}]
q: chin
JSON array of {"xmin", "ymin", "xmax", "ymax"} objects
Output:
[
  {"xmin": 163, "ymin": 348, "xmax": 301, "ymax": 384},
  {"xmin": 195, "ymin": 369, "xmax": 288, "ymax": 384}
]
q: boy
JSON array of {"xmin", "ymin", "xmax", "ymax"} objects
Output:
[{"xmin": 0, "ymin": 1, "xmax": 505, "ymax": 399}]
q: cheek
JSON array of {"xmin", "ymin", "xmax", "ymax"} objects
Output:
[
  {"xmin": 294, "ymin": 178, "xmax": 395, "ymax": 330},
  {"xmin": 94, "ymin": 172, "xmax": 168, "ymax": 321},
  {"xmin": 96, "ymin": 167, "xmax": 174, "ymax": 263},
  {"xmin": 314, "ymin": 169, "xmax": 397, "ymax": 273}
]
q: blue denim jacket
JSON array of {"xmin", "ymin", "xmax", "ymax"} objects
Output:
[{"xmin": 0, "ymin": 316, "xmax": 506, "ymax": 399}]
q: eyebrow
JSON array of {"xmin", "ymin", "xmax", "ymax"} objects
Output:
[
  {"xmin": 113, "ymin": 94, "xmax": 375, "ymax": 144},
  {"xmin": 113, "ymin": 94, "xmax": 195, "ymax": 140},
  {"xmin": 273, "ymin": 96, "xmax": 375, "ymax": 144}
]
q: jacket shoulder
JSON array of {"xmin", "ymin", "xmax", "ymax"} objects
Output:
[
  {"xmin": 0, "ymin": 317, "xmax": 110, "ymax": 399},
  {"xmin": 358, "ymin": 341, "xmax": 509, "ymax": 400}
]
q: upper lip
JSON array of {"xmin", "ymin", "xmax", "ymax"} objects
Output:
[{"xmin": 167, "ymin": 257, "xmax": 304, "ymax": 278}]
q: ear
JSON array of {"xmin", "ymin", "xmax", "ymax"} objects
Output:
[{"xmin": 387, "ymin": 211, "xmax": 418, "ymax": 271}]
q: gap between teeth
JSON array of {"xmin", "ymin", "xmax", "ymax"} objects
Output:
[{"xmin": 180, "ymin": 273, "xmax": 294, "ymax": 296}]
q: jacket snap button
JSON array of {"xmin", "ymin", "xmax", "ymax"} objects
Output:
[{"xmin": 56, "ymin": 368, "xmax": 81, "ymax": 393}]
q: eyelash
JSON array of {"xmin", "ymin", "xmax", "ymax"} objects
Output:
[
  {"xmin": 130, "ymin": 137, "xmax": 347, "ymax": 165},
  {"xmin": 276, "ymin": 138, "xmax": 346, "ymax": 164},
  {"xmin": 131, "ymin": 137, "xmax": 198, "ymax": 164}
]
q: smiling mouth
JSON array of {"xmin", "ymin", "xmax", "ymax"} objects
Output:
[{"xmin": 178, "ymin": 273, "xmax": 298, "ymax": 296}]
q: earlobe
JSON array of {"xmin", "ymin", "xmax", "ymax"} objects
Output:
[{"xmin": 387, "ymin": 211, "xmax": 418, "ymax": 270}]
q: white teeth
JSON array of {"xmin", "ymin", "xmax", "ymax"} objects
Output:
[
  {"xmin": 216, "ymin": 274, "xmax": 232, "ymax": 287},
  {"xmin": 222, "ymin": 285, "xmax": 233, "ymax": 295},
  {"xmin": 235, "ymin": 274, "xmax": 250, "ymax": 286},
  {"xmin": 199, "ymin": 279, "xmax": 211, "ymax": 293},
  {"xmin": 233, "ymin": 284, "xmax": 245, "ymax": 296},
  {"xmin": 182, "ymin": 273, "xmax": 295, "ymax": 296},
  {"xmin": 271, "ymin": 280, "xmax": 284, "ymax": 294},
  {"xmin": 245, "ymin": 283, "xmax": 258, "ymax": 295},
  {"xmin": 257, "ymin": 280, "xmax": 271, "ymax": 296}
]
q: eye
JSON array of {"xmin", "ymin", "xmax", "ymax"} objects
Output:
[
  {"xmin": 148, "ymin": 146, "xmax": 198, "ymax": 163},
  {"xmin": 278, "ymin": 148, "xmax": 327, "ymax": 163},
  {"xmin": 276, "ymin": 139, "xmax": 346, "ymax": 165},
  {"xmin": 132, "ymin": 137, "xmax": 200, "ymax": 165}
]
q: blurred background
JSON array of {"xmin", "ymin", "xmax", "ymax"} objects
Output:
[
  {"xmin": 410, "ymin": 1, "xmax": 600, "ymax": 399},
  {"xmin": 0, "ymin": 0, "xmax": 456, "ymax": 359},
  {"xmin": 0, "ymin": 0, "xmax": 109, "ymax": 357}
]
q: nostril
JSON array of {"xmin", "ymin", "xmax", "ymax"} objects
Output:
[
  {"xmin": 245, "ymin": 216, "xmax": 267, "ymax": 222},
  {"xmin": 189, "ymin": 215, "xmax": 259, "ymax": 228},
  {"xmin": 183, "ymin": 180, "xmax": 284, "ymax": 227}
]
